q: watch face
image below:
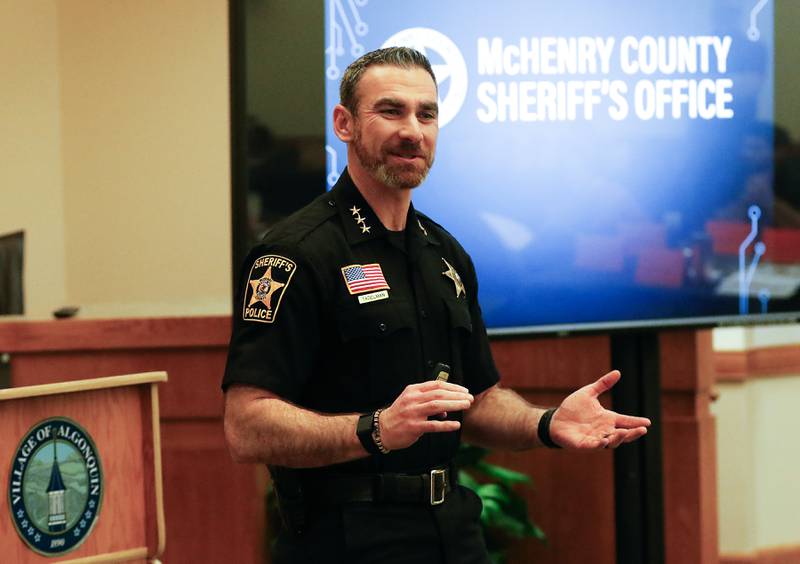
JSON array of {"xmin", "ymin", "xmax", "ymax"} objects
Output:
[{"xmin": 356, "ymin": 413, "xmax": 380, "ymax": 455}]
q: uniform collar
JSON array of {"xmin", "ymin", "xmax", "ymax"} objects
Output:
[{"xmin": 331, "ymin": 168, "xmax": 440, "ymax": 248}]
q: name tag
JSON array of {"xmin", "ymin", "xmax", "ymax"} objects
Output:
[{"xmin": 358, "ymin": 290, "xmax": 389, "ymax": 304}]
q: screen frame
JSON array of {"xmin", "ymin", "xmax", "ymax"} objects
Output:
[{"xmin": 229, "ymin": 1, "xmax": 800, "ymax": 338}]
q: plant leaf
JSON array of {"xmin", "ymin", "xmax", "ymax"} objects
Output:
[
  {"xmin": 476, "ymin": 483, "xmax": 512, "ymax": 504},
  {"xmin": 474, "ymin": 460, "xmax": 532, "ymax": 485},
  {"xmin": 458, "ymin": 470, "xmax": 480, "ymax": 491},
  {"xmin": 455, "ymin": 442, "xmax": 546, "ymax": 552}
]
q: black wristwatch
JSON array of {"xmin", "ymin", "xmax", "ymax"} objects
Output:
[{"xmin": 356, "ymin": 410, "xmax": 390, "ymax": 455}]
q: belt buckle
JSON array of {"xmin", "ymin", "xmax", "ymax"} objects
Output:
[{"xmin": 430, "ymin": 468, "xmax": 446, "ymax": 506}]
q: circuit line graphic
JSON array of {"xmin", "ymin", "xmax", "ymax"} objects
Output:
[
  {"xmin": 326, "ymin": 0, "xmax": 369, "ymax": 80},
  {"xmin": 748, "ymin": 0, "xmax": 770, "ymax": 41},
  {"xmin": 738, "ymin": 205, "xmax": 766, "ymax": 314},
  {"xmin": 758, "ymin": 288, "xmax": 771, "ymax": 314},
  {"xmin": 325, "ymin": 145, "xmax": 340, "ymax": 187}
]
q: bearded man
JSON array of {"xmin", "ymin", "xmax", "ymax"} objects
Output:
[{"xmin": 222, "ymin": 47, "xmax": 650, "ymax": 564}]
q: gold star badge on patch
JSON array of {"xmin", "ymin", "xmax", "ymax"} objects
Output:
[
  {"xmin": 248, "ymin": 267, "xmax": 285, "ymax": 309},
  {"xmin": 242, "ymin": 255, "xmax": 297, "ymax": 323},
  {"xmin": 441, "ymin": 258, "xmax": 466, "ymax": 298}
]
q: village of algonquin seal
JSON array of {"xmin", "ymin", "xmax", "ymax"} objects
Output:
[{"xmin": 8, "ymin": 418, "xmax": 103, "ymax": 556}]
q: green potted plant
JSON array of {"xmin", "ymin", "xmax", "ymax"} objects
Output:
[{"xmin": 456, "ymin": 443, "xmax": 546, "ymax": 563}]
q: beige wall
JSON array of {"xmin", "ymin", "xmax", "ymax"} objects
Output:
[
  {"xmin": 713, "ymin": 325, "xmax": 800, "ymax": 555},
  {"xmin": 0, "ymin": 2, "xmax": 67, "ymax": 318},
  {"xmin": 0, "ymin": 1, "xmax": 231, "ymax": 319},
  {"xmin": 714, "ymin": 324, "xmax": 800, "ymax": 350},
  {"xmin": 59, "ymin": 0, "xmax": 231, "ymax": 317}
]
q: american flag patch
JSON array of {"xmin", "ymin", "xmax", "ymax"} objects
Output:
[{"xmin": 341, "ymin": 263, "xmax": 390, "ymax": 295}]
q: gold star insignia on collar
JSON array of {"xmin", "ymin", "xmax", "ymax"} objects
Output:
[
  {"xmin": 441, "ymin": 258, "xmax": 466, "ymax": 298},
  {"xmin": 350, "ymin": 205, "xmax": 371, "ymax": 234},
  {"xmin": 248, "ymin": 267, "xmax": 285, "ymax": 309}
]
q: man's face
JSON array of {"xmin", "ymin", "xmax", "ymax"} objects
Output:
[{"xmin": 349, "ymin": 65, "xmax": 439, "ymax": 190}]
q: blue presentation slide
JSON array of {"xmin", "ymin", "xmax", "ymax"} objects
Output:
[{"xmin": 324, "ymin": 0, "xmax": 796, "ymax": 332}]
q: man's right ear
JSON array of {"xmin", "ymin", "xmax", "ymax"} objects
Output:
[{"xmin": 333, "ymin": 104, "xmax": 354, "ymax": 142}]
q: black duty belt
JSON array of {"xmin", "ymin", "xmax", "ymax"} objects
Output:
[{"xmin": 303, "ymin": 467, "xmax": 453, "ymax": 506}]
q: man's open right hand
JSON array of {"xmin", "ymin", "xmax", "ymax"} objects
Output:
[{"xmin": 379, "ymin": 381, "xmax": 474, "ymax": 451}]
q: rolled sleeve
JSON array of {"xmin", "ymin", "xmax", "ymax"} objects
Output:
[{"xmin": 222, "ymin": 245, "xmax": 322, "ymax": 402}]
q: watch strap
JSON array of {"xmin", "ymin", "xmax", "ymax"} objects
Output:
[
  {"xmin": 356, "ymin": 412, "xmax": 383, "ymax": 455},
  {"xmin": 537, "ymin": 407, "xmax": 562, "ymax": 449}
]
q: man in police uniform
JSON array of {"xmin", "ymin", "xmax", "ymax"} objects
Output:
[{"xmin": 223, "ymin": 47, "xmax": 651, "ymax": 563}]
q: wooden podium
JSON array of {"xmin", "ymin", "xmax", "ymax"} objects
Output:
[{"xmin": 0, "ymin": 372, "xmax": 167, "ymax": 563}]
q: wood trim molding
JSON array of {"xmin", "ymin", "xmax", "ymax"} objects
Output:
[
  {"xmin": 715, "ymin": 345, "xmax": 800, "ymax": 382},
  {"xmin": 0, "ymin": 316, "xmax": 231, "ymax": 353},
  {"xmin": 721, "ymin": 545, "xmax": 800, "ymax": 564},
  {"xmin": 150, "ymin": 382, "xmax": 167, "ymax": 558},
  {"xmin": 61, "ymin": 547, "xmax": 148, "ymax": 563},
  {"xmin": 0, "ymin": 371, "xmax": 167, "ymax": 401}
]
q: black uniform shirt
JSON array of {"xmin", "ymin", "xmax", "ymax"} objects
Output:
[{"xmin": 223, "ymin": 169, "xmax": 500, "ymax": 476}]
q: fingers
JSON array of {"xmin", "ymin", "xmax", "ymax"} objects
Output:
[
  {"xmin": 419, "ymin": 399, "xmax": 472, "ymax": 417},
  {"xmin": 402, "ymin": 382, "xmax": 474, "ymax": 416},
  {"xmin": 621, "ymin": 427, "xmax": 648, "ymax": 443},
  {"xmin": 382, "ymin": 381, "xmax": 473, "ymax": 450},
  {"xmin": 603, "ymin": 427, "xmax": 648, "ymax": 449},
  {"xmin": 614, "ymin": 413, "xmax": 652, "ymax": 428},
  {"xmin": 585, "ymin": 370, "xmax": 621, "ymax": 397},
  {"xmin": 419, "ymin": 419, "xmax": 461, "ymax": 433},
  {"xmin": 414, "ymin": 380, "xmax": 470, "ymax": 394}
]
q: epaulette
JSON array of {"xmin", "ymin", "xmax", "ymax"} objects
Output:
[
  {"xmin": 261, "ymin": 192, "xmax": 339, "ymax": 248},
  {"xmin": 416, "ymin": 210, "xmax": 452, "ymax": 240}
]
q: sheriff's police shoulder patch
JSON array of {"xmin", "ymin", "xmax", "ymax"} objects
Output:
[{"xmin": 242, "ymin": 254, "xmax": 297, "ymax": 323}]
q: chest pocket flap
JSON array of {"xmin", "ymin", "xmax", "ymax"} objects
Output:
[
  {"xmin": 443, "ymin": 298, "xmax": 472, "ymax": 333},
  {"xmin": 336, "ymin": 299, "xmax": 416, "ymax": 342}
]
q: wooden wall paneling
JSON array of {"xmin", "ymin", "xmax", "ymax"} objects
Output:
[
  {"xmin": 659, "ymin": 329, "xmax": 718, "ymax": 564},
  {"xmin": 490, "ymin": 336, "xmax": 616, "ymax": 564},
  {"xmin": 10, "ymin": 348, "xmax": 228, "ymax": 419},
  {"xmin": 491, "ymin": 334, "xmax": 612, "ymax": 390},
  {"xmin": 160, "ymin": 420, "xmax": 265, "ymax": 564},
  {"xmin": 0, "ymin": 317, "xmax": 264, "ymax": 564},
  {"xmin": 0, "ymin": 318, "xmax": 729, "ymax": 564},
  {"xmin": 0, "ymin": 318, "xmax": 231, "ymax": 353},
  {"xmin": 498, "ymin": 391, "xmax": 616, "ymax": 564},
  {"xmin": 715, "ymin": 344, "xmax": 800, "ymax": 382}
]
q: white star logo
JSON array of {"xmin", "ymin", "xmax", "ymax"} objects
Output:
[{"xmin": 382, "ymin": 28, "xmax": 468, "ymax": 127}]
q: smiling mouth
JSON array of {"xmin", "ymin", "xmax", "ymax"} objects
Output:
[{"xmin": 390, "ymin": 153, "xmax": 424, "ymax": 161}]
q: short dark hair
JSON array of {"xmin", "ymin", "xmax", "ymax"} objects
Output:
[{"xmin": 339, "ymin": 47, "xmax": 437, "ymax": 115}]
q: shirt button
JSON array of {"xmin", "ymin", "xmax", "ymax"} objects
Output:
[
  {"xmin": 426, "ymin": 360, "xmax": 434, "ymax": 368},
  {"xmin": 378, "ymin": 322, "xmax": 387, "ymax": 332},
  {"xmin": 420, "ymin": 309, "xmax": 427, "ymax": 319}
]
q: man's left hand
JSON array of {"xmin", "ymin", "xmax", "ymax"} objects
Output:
[{"xmin": 549, "ymin": 370, "xmax": 651, "ymax": 449}]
